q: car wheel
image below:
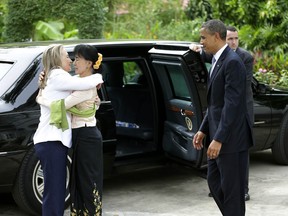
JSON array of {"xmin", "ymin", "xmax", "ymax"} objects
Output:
[
  {"xmin": 12, "ymin": 146, "xmax": 71, "ymax": 215},
  {"xmin": 272, "ymin": 113, "xmax": 288, "ymax": 165}
]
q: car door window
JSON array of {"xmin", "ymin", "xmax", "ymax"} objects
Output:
[
  {"xmin": 2, "ymin": 58, "xmax": 42, "ymax": 108},
  {"xmin": 166, "ymin": 64, "xmax": 190, "ymax": 100},
  {"xmin": 0, "ymin": 61, "xmax": 14, "ymax": 80},
  {"xmin": 123, "ymin": 61, "xmax": 143, "ymax": 84}
]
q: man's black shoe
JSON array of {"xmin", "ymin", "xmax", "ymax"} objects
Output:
[
  {"xmin": 209, "ymin": 192, "xmax": 250, "ymax": 201},
  {"xmin": 245, "ymin": 193, "xmax": 250, "ymax": 201}
]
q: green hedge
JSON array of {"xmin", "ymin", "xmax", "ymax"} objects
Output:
[{"xmin": 3, "ymin": 0, "xmax": 104, "ymax": 42}]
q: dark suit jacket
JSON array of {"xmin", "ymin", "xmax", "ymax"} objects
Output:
[
  {"xmin": 199, "ymin": 46, "xmax": 253, "ymax": 154},
  {"xmin": 201, "ymin": 47, "xmax": 254, "ymax": 125},
  {"xmin": 235, "ymin": 47, "xmax": 254, "ymax": 124}
]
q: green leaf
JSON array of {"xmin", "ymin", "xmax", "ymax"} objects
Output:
[{"xmin": 34, "ymin": 20, "xmax": 64, "ymax": 40}]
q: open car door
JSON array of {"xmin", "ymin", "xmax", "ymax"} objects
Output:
[{"xmin": 149, "ymin": 44, "xmax": 208, "ymax": 168}]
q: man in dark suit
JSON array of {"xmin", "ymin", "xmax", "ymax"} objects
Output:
[
  {"xmin": 226, "ymin": 26, "xmax": 254, "ymax": 201},
  {"xmin": 191, "ymin": 25, "xmax": 254, "ymax": 202},
  {"xmin": 192, "ymin": 20, "xmax": 253, "ymax": 216}
]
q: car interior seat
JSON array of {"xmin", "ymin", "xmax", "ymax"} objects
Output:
[{"xmin": 103, "ymin": 61, "xmax": 154, "ymax": 140}]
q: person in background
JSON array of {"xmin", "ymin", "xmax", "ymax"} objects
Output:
[
  {"xmin": 226, "ymin": 25, "xmax": 254, "ymax": 201},
  {"xmin": 37, "ymin": 44, "xmax": 104, "ymax": 215},
  {"xmin": 192, "ymin": 19, "xmax": 253, "ymax": 216},
  {"xmin": 33, "ymin": 44, "xmax": 103, "ymax": 216}
]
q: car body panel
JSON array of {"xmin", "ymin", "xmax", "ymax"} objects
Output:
[{"xmin": 251, "ymin": 81, "xmax": 288, "ymax": 151}]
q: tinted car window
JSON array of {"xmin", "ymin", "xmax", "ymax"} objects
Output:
[
  {"xmin": 2, "ymin": 58, "xmax": 42, "ymax": 108},
  {"xmin": 0, "ymin": 61, "xmax": 14, "ymax": 80},
  {"xmin": 166, "ymin": 64, "xmax": 190, "ymax": 100},
  {"xmin": 123, "ymin": 61, "xmax": 143, "ymax": 84}
]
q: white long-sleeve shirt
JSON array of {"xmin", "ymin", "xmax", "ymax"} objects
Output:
[{"xmin": 33, "ymin": 69, "xmax": 103, "ymax": 148}]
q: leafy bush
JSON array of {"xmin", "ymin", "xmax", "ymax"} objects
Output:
[
  {"xmin": 104, "ymin": 0, "xmax": 199, "ymax": 40},
  {"xmin": 3, "ymin": 0, "xmax": 42, "ymax": 42},
  {"xmin": 253, "ymin": 50, "xmax": 288, "ymax": 86},
  {"xmin": 3, "ymin": 0, "xmax": 104, "ymax": 42},
  {"xmin": 1, "ymin": 0, "xmax": 287, "ymax": 87},
  {"xmin": 34, "ymin": 20, "xmax": 78, "ymax": 41},
  {"xmin": 157, "ymin": 19, "xmax": 203, "ymax": 41}
]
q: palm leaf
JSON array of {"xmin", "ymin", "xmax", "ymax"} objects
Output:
[{"xmin": 34, "ymin": 20, "xmax": 64, "ymax": 40}]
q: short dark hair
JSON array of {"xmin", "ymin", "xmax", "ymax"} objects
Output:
[
  {"xmin": 201, "ymin": 19, "xmax": 227, "ymax": 40},
  {"xmin": 74, "ymin": 44, "xmax": 102, "ymax": 73},
  {"xmin": 226, "ymin": 26, "xmax": 238, "ymax": 32}
]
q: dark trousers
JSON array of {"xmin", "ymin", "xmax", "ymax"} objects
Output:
[
  {"xmin": 34, "ymin": 141, "xmax": 68, "ymax": 216},
  {"xmin": 245, "ymin": 155, "xmax": 250, "ymax": 194},
  {"xmin": 208, "ymin": 150, "xmax": 248, "ymax": 216}
]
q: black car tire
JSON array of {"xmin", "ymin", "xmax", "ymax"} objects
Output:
[
  {"xmin": 272, "ymin": 113, "xmax": 288, "ymax": 165},
  {"xmin": 12, "ymin": 146, "xmax": 71, "ymax": 215}
]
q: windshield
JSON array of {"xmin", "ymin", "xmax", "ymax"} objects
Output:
[{"xmin": 0, "ymin": 61, "xmax": 14, "ymax": 80}]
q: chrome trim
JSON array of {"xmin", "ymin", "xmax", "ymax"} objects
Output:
[
  {"xmin": 103, "ymin": 139, "xmax": 117, "ymax": 143},
  {"xmin": 254, "ymin": 121, "xmax": 266, "ymax": 125}
]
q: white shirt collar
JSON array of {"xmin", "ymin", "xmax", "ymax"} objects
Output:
[{"xmin": 213, "ymin": 44, "xmax": 228, "ymax": 63}]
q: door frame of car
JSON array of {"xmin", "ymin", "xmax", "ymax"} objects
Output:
[{"xmin": 149, "ymin": 45, "xmax": 208, "ymax": 168}]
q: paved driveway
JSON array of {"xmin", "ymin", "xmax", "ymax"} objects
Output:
[
  {"xmin": 100, "ymin": 150, "xmax": 288, "ymax": 216},
  {"xmin": 1, "ymin": 150, "xmax": 288, "ymax": 215}
]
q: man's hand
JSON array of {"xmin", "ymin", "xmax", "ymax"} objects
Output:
[
  {"xmin": 193, "ymin": 131, "xmax": 205, "ymax": 150},
  {"xmin": 207, "ymin": 140, "xmax": 222, "ymax": 159},
  {"xmin": 189, "ymin": 43, "xmax": 203, "ymax": 52}
]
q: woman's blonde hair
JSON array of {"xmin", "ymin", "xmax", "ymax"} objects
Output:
[{"xmin": 39, "ymin": 44, "xmax": 64, "ymax": 89}]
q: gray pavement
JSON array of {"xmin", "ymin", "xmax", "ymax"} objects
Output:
[
  {"xmin": 73, "ymin": 149, "xmax": 288, "ymax": 216},
  {"xmin": 1, "ymin": 149, "xmax": 288, "ymax": 215}
]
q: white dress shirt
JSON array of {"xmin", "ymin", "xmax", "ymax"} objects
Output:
[{"xmin": 210, "ymin": 44, "xmax": 228, "ymax": 75}]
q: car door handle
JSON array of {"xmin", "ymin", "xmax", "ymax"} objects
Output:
[
  {"xmin": 254, "ymin": 121, "xmax": 266, "ymax": 125},
  {"xmin": 168, "ymin": 105, "xmax": 194, "ymax": 117},
  {"xmin": 180, "ymin": 109, "xmax": 194, "ymax": 117}
]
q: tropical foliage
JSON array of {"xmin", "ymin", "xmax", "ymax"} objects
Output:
[
  {"xmin": 2, "ymin": 0, "xmax": 104, "ymax": 42},
  {"xmin": 0, "ymin": 0, "xmax": 287, "ymax": 86},
  {"xmin": 34, "ymin": 20, "xmax": 78, "ymax": 41},
  {"xmin": 103, "ymin": 0, "xmax": 199, "ymax": 41},
  {"xmin": 102, "ymin": 0, "xmax": 287, "ymax": 86}
]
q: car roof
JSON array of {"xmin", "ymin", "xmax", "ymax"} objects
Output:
[
  {"xmin": 0, "ymin": 39, "xmax": 190, "ymax": 49},
  {"xmin": 0, "ymin": 46, "xmax": 46, "ymax": 61},
  {"xmin": 0, "ymin": 39, "xmax": 192, "ymax": 61},
  {"xmin": 0, "ymin": 39, "xmax": 193, "ymax": 94}
]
